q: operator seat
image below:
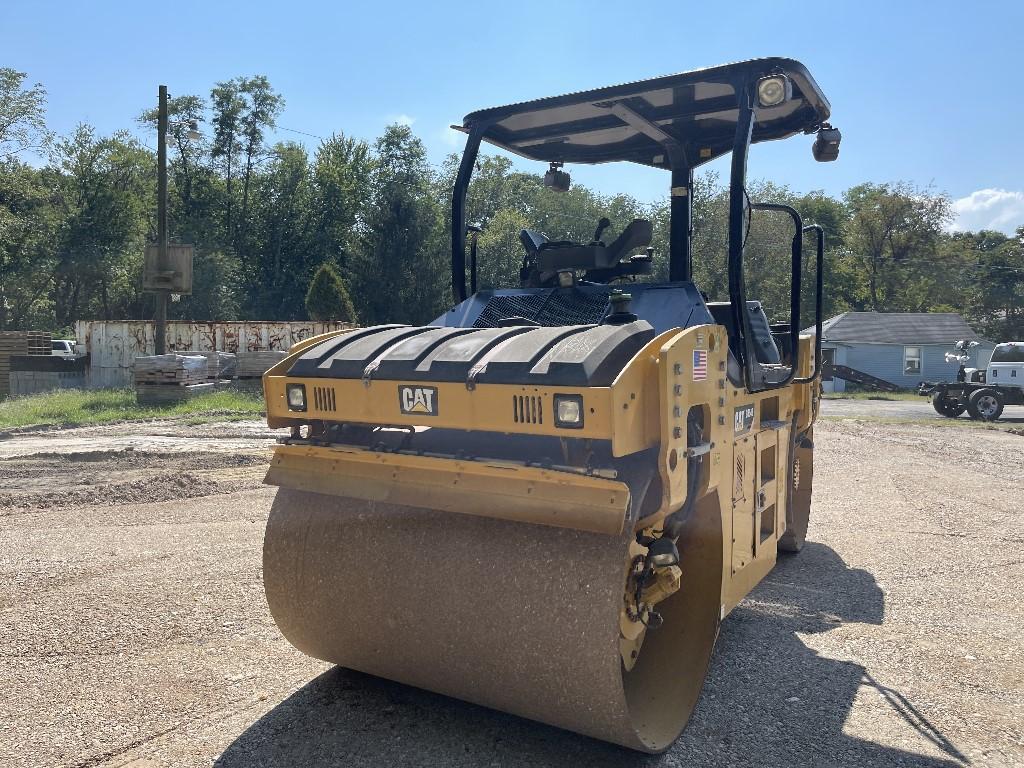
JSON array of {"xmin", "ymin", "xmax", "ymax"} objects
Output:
[
  {"xmin": 520, "ymin": 220, "xmax": 653, "ymax": 275},
  {"xmin": 706, "ymin": 300, "xmax": 784, "ymax": 385}
]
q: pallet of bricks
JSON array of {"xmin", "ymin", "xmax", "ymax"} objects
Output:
[
  {"xmin": 134, "ymin": 353, "xmax": 213, "ymax": 404},
  {"xmin": 0, "ymin": 331, "xmax": 52, "ymax": 398},
  {"xmin": 180, "ymin": 350, "xmax": 237, "ymax": 382},
  {"xmin": 236, "ymin": 350, "xmax": 287, "ymax": 380}
]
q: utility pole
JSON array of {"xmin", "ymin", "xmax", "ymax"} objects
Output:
[{"xmin": 155, "ymin": 84, "xmax": 169, "ymax": 355}]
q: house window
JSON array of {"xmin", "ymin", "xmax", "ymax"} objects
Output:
[{"xmin": 903, "ymin": 346, "xmax": 922, "ymax": 376}]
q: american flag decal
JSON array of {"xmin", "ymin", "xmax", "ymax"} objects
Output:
[{"xmin": 692, "ymin": 350, "xmax": 708, "ymax": 381}]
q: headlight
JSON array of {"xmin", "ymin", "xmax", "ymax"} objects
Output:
[
  {"xmin": 286, "ymin": 383, "xmax": 306, "ymax": 411},
  {"xmin": 554, "ymin": 394, "xmax": 584, "ymax": 429},
  {"xmin": 756, "ymin": 75, "xmax": 791, "ymax": 108}
]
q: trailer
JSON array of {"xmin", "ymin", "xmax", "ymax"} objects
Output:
[{"xmin": 919, "ymin": 341, "xmax": 1024, "ymax": 420}]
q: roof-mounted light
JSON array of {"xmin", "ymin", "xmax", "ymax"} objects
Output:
[
  {"xmin": 812, "ymin": 123, "xmax": 842, "ymax": 162},
  {"xmin": 544, "ymin": 162, "xmax": 571, "ymax": 192},
  {"xmin": 756, "ymin": 75, "xmax": 791, "ymax": 108}
]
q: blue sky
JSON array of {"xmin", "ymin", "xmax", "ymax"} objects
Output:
[{"xmin": 4, "ymin": 0, "xmax": 1023, "ymax": 232}]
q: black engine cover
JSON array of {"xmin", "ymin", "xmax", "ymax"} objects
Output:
[{"xmin": 287, "ymin": 321, "xmax": 656, "ymax": 387}]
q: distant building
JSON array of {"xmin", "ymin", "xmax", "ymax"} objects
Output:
[{"xmin": 806, "ymin": 312, "xmax": 996, "ymax": 393}]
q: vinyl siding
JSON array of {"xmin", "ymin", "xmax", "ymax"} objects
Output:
[{"xmin": 840, "ymin": 342, "xmax": 996, "ymax": 389}]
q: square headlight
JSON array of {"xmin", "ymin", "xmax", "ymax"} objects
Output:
[
  {"xmin": 554, "ymin": 394, "xmax": 584, "ymax": 429},
  {"xmin": 286, "ymin": 383, "xmax": 307, "ymax": 411}
]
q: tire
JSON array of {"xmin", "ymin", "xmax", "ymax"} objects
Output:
[
  {"xmin": 931, "ymin": 391, "xmax": 965, "ymax": 418},
  {"xmin": 779, "ymin": 429, "xmax": 813, "ymax": 554},
  {"xmin": 966, "ymin": 388, "xmax": 1004, "ymax": 421}
]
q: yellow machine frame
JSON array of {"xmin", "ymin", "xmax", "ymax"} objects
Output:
[{"xmin": 263, "ymin": 325, "xmax": 818, "ymax": 616}]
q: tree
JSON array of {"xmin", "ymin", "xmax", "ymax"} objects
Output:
[
  {"xmin": 306, "ymin": 263, "xmax": 357, "ymax": 322},
  {"xmin": 47, "ymin": 126, "xmax": 153, "ymax": 327},
  {"xmin": 210, "ymin": 80, "xmax": 245, "ymax": 239},
  {"xmin": 249, "ymin": 142, "xmax": 313, "ymax": 317},
  {"xmin": 236, "ymin": 76, "xmax": 284, "ymax": 253},
  {"xmin": 351, "ymin": 124, "xmax": 445, "ymax": 324},
  {"xmin": 0, "ymin": 68, "xmax": 49, "ymax": 159},
  {"xmin": 310, "ymin": 133, "xmax": 373, "ymax": 267},
  {"xmin": 961, "ymin": 228, "xmax": 1024, "ymax": 340},
  {"xmin": 843, "ymin": 183, "xmax": 952, "ymax": 310}
]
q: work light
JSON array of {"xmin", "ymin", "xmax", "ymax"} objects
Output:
[
  {"xmin": 646, "ymin": 537, "xmax": 680, "ymax": 568},
  {"xmin": 286, "ymin": 383, "xmax": 307, "ymax": 411},
  {"xmin": 554, "ymin": 394, "xmax": 584, "ymax": 428},
  {"xmin": 756, "ymin": 75, "xmax": 791, "ymax": 108},
  {"xmin": 812, "ymin": 123, "xmax": 842, "ymax": 162}
]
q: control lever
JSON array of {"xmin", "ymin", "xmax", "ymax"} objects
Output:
[{"xmin": 592, "ymin": 217, "xmax": 611, "ymax": 244}]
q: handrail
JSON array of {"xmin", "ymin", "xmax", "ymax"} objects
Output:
[
  {"xmin": 745, "ymin": 202, "xmax": 804, "ymax": 392},
  {"xmin": 794, "ymin": 224, "xmax": 824, "ymax": 384}
]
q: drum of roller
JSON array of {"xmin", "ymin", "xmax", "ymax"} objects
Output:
[{"xmin": 263, "ymin": 488, "xmax": 723, "ymax": 753}]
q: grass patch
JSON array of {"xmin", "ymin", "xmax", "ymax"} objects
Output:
[
  {"xmin": 822, "ymin": 391, "xmax": 924, "ymax": 401},
  {"xmin": 0, "ymin": 388, "xmax": 265, "ymax": 430}
]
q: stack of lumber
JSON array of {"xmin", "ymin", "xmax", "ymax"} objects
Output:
[
  {"xmin": 181, "ymin": 350, "xmax": 237, "ymax": 380},
  {"xmin": 133, "ymin": 354, "xmax": 209, "ymax": 386},
  {"xmin": 236, "ymin": 350, "xmax": 287, "ymax": 379},
  {"xmin": 0, "ymin": 331, "xmax": 52, "ymax": 398}
]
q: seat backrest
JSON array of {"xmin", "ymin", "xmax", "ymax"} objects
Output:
[
  {"xmin": 706, "ymin": 300, "xmax": 782, "ymax": 365},
  {"xmin": 519, "ymin": 229, "xmax": 548, "ymax": 256}
]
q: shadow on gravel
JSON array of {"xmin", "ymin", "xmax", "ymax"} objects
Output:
[{"xmin": 216, "ymin": 542, "xmax": 966, "ymax": 768}]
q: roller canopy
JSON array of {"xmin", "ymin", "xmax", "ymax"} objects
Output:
[{"xmin": 457, "ymin": 57, "xmax": 830, "ymax": 169}]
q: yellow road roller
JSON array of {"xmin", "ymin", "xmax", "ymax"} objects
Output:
[{"xmin": 261, "ymin": 57, "xmax": 838, "ymax": 753}]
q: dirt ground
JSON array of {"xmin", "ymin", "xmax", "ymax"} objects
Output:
[{"xmin": 1, "ymin": 410, "xmax": 1022, "ymax": 768}]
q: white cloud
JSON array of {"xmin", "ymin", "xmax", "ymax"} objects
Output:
[
  {"xmin": 949, "ymin": 188, "xmax": 1024, "ymax": 235},
  {"xmin": 386, "ymin": 113, "xmax": 416, "ymax": 127},
  {"xmin": 439, "ymin": 123, "xmax": 463, "ymax": 148}
]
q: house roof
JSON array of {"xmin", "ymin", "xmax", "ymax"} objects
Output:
[{"xmin": 805, "ymin": 312, "xmax": 992, "ymax": 345}]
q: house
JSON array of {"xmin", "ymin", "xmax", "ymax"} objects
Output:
[{"xmin": 806, "ymin": 312, "xmax": 996, "ymax": 393}]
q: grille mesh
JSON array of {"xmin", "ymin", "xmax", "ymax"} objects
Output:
[
  {"xmin": 474, "ymin": 290, "xmax": 609, "ymax": 328},
  {"xmin": 513, "ymin": 395, "xmax": 544, "ymax": 425},
  {"xmin": 313, "ymin": 385, "xmax": 337, "ymax": 412}
]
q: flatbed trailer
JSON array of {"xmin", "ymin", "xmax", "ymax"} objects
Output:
[{"xmin": 919, "ymin": 380, "xmax": 1023, "ymax": 421}]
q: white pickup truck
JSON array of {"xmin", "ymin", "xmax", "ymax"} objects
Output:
[
  {"xmin": 920, "ymin": 341, "xmax": 1024, "ymax": 421},
  {"xmin": 51, "ymin": 339, "xmax": 78, "ymax": 358},
  {"xmin": 986, "ymin": 342, "xmax": 1024, "ymax": 390}
]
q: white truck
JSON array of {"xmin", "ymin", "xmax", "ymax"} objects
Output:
[
  {"xmin": 920, "ymin": 341, "xmax": 1024, "ymax": 420},
  {"xmin": 50, "ymin": 339, "xmax": 78, "ymax": 358}
]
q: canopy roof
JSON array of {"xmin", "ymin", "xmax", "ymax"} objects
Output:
[{"xmin": 459, "ymin": 58, "xmax": 830, "ymax": 169}]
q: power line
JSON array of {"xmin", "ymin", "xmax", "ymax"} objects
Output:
[{"xmin": 277, "ymin": 126, "xmax": 325, "ymax": 141}]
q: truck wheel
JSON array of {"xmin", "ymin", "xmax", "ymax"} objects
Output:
[
  {"xmin": 931, "ymin": 392, "xmax": 965, "ymax": 418},
  {"xmin": 967, "ymin": 388, "xmax": 1004, "ymax": 421}
]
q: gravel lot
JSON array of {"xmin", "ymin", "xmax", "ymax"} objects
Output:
[
  {"xmin": 1, "ymin": 412, "xmax": 1022, "ymax": 767},
  {"xmin": 822, "ymin": 396, "xmax": 1024, "ymax": 425}
]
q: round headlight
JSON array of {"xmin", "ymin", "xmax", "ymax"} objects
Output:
[{"xmin": 756, "ymin": 76, "xmax": 789, "ymax": 108}]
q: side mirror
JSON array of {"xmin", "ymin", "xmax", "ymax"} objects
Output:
[
  {"xmin": 544, "ymin": 162, "xmax": 571, "ymax": 192},
  {"xmin": 812, "ymin": 123, "xmax": 841, "ymax": 162}
]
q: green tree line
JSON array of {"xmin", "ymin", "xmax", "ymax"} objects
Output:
[{"xmin": 1, "ymin": 69, "xmax": 1022, "ymax": 339}]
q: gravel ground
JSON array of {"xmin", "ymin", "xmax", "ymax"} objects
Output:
[
  {"xmin": 1, "ymin": 416, "xmax": 1022, "ymax": 767},
  {"xmin": 822, "ymin": 396, "xmax": 1024, "ymax": 424}
]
